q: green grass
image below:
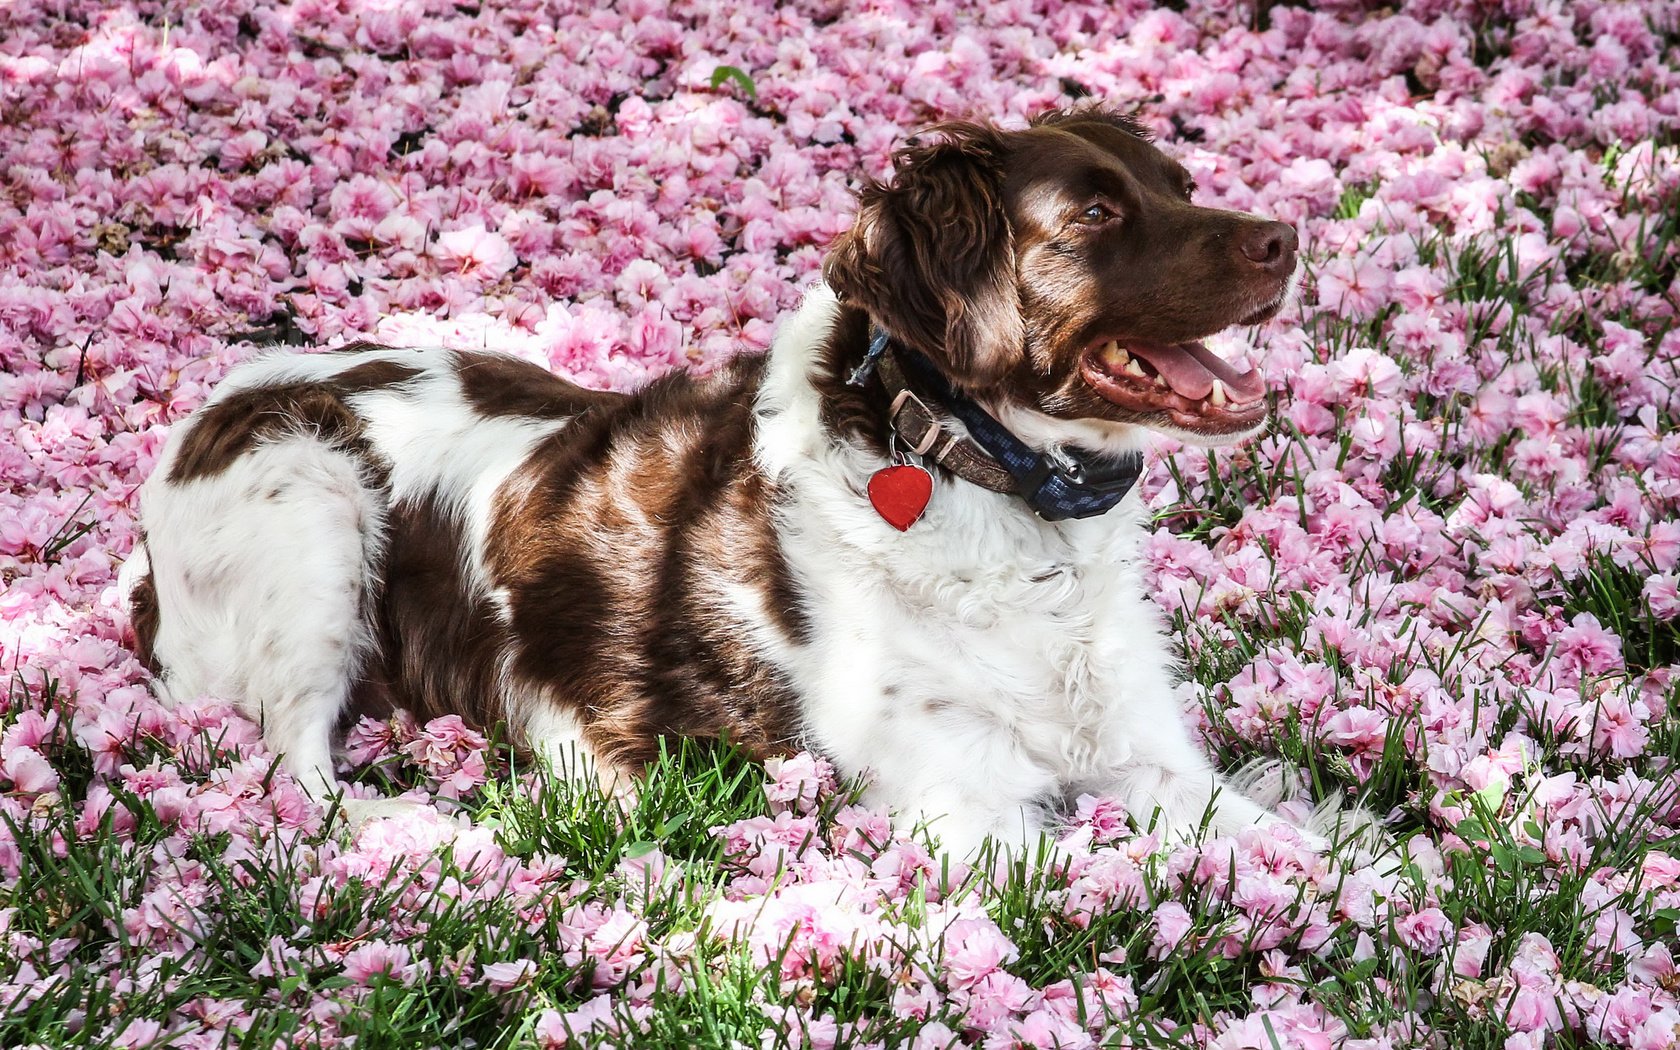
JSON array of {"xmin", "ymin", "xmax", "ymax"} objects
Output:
[
  {"xmin": 6, "ymin": 710, "xmax": 1677, "ymax": 1049},
  {"xmin": 1559, "ymin": 552, "xmax": 1680, "ymax": 671}
]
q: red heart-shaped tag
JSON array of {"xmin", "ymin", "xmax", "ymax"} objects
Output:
[{"xmin": 868, "ymin": 465, "xmax": 933, "ymax": 531}]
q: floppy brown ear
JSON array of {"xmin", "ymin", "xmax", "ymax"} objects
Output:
[{"xmin": 823, "ymin": 124, "xmax": 1023, "ymax": 388}]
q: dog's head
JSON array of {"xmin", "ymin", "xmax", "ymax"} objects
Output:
[{"xmin": 824, "ymin": 105, "xmax": 1297, "ymax": 447}]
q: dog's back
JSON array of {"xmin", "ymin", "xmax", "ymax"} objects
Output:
[{"xmin": 125, "ymin": 344, "xmax": 803, "ymax": 798}]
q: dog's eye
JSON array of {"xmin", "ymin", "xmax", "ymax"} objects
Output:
[
  {"xmin": 1183, "ymin": 178, "xmax": 1198, "ymax": 199},
  {"xmin": 1074, "ymin": 204, "xmax": 1113, "ymax": 226}
]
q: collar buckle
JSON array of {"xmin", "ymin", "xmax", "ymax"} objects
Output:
[
  {"xmin": 888, "ymin": 389, "xmax": 943, "ymax": 457},
  {"xmin": 1046, "ymin": 445, "xmax": 1143, "ymax": 495}
]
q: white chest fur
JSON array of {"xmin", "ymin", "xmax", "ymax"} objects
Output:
[{"xmin": 754, "ymin": 288, "xmax": 1203, "ymax": 854}]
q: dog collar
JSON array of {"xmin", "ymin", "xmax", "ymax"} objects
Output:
[{"xmin": 856, "ymin": 327, "xmax": 1144, "ymax": 522}]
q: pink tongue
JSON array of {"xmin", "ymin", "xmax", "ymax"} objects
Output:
[{"xmin": 1126, "ymin": 341, "xmax": 1265, "ymax": 402}]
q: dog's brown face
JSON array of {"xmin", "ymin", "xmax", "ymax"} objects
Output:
[{"xmin": 825, "ymin": 106, "xmax": 1297, "ymax": 444}]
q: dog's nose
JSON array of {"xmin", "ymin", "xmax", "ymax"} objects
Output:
[{"xmin": 1239, "ymin": 222, "xmax": 1298, "ymax": 273}]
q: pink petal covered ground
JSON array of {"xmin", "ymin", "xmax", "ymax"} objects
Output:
[{"xmin": 2, "ymin": 0, "xmax": 1678, "ymax": 1046}]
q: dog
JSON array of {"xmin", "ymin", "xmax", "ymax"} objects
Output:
[{"xmin": 121, "ymin": 105, "xmax": 1307, "ymax": 856}]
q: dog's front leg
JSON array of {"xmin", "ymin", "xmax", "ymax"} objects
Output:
[
  {"xmin": 841, "ymin": 711, "xmax": 1061, "ymax": 859},
  {"xmin": 1092, "ymin": 704, "xmax": 1287, "ymax": 844}
]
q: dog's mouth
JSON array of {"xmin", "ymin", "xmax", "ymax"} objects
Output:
[{"xmin": 1078, "ymin": 336, "xmax": 1267, "ymax": 433}]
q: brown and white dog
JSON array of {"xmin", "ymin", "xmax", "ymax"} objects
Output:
[{"xmin": 122, "ymin": 106, "xmax": 1306, "ymax": 855}]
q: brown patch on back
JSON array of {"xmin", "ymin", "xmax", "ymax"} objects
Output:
[
  {"xmin": 454, "ymin": 350, "xmax": 625, "ymax": 419},
  {"xmin": 336, "ymin": 358, "xmax": 422, "ymax": 393},
  {"xmin": 364, "ymin": 495, "xmax": 512, "ymax": 729},
  {"xmin": 167, "ymin": 349, "xmax": 421, "ymax": 484},
  {"xmin": 128, "ymin": 566, "xmax": 162, "ymax": 674},
  {"xmin": 631, "ymin": 374, "xmax": 793, "ymax": 758},
  {"xmin": 167, "ymin": 384, "xmax": 364, "ymax": 483},
  {"xmin": 485, "ymin": 355, "xmax": 808, "ymax": 771}
]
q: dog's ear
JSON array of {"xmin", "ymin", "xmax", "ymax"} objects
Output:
[{"xmin": 824, "ymin": 124, "xmax": 1022, "ymax": 387}]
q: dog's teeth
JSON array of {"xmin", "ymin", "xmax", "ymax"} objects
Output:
[
  {"xmin": 1210, "ymin": 379, "xmax": 1227, "ymax": 407},
  {"xmin": 1101, "ymin": 341, "xmax": 1129, "ymax": 367},
  {"xmin": 1124, "ymin": 360, "xmax": 1146, "ymax": 378},
  {"xmin": 1153, "ymin": 373, "xmax": 1168, "ymax": 388}
]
